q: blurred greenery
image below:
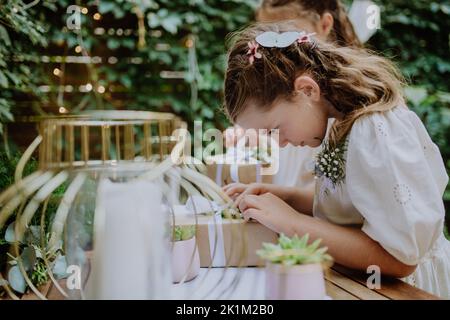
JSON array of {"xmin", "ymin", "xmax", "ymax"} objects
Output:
[
  {"xmin": 0, "ymin": 0, "xmax": 259, "ymax": 133},
  {"xmin": 0, "ymin": 1, "xmax": 449, "ymax": 221}
]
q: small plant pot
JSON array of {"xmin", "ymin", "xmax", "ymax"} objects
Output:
[
  {"xmin": 171, "ymin": 236, "xmax": 200, "ymax": 283},
  {"xmin": 265, "ymin": 262, "xmax": 326, "ymax": 300}
]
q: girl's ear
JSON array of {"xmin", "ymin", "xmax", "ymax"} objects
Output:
[
  {"xmin": 318, "ymin": 12, "xmax": 334, "ymax": 38},
  {"xmin": 293, "ymin": 75, "xmax": 321, "ymax": 101}
]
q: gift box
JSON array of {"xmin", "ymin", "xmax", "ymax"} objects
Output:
[
  {"xmin": 205, "ymin": 145, "xmax": 275, "ymax": 186},
  {"xmin": 196, "ymin": 215, "xmax": 278, "ymax": 267},
  {"xmin": 206, "ymin": 161, "xmax": 273, "ymax": 186},
  {"xmin": 173, "ymin": 210, "xmax": 278, "ymax": 267}
]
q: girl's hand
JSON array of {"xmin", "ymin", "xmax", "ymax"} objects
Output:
[
  {"xmin": 223, "ymin": 182, "xmax": 289, "ymax": 203},
  {"xmin": 238, "ymin": 192, "xmax": 300, "ymax": 235}
]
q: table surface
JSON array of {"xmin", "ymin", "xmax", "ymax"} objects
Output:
[
  {"xmin": 170, "ymin": 265, "xmax": 440, "ymax": 300},
  {"xmin": 24, "ymin": 265, "xmax": 440, "ymax": 300}
]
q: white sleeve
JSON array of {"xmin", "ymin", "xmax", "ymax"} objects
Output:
[{"xmin": 346, "ymin": 107, "xmax": 447, "ymax": 265}]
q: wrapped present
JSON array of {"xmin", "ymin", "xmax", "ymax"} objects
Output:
[
  {"xmin": 195, "ymin": 214, "xmax": 278, "ymax": 267},
  {"xmin": 205, "ymin": 146, "xmax": 275, "ymax": 186},
  {"xmin": 173, "ymin": 196, "xmax": 278, "ymax": 267}
]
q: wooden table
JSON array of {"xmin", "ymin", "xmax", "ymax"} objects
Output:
[
  {"xmin": 16, "ymin": 265, "xmax": 440, "ymax": 300},
  {"xmin": 325, "ymin": 265, "xmax": 440, "ymax": 300}
]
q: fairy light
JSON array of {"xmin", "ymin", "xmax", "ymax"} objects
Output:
[
  {"xmin": 75, "ymin": 45, "xmax": 82, "ymax": 53},
  {"xmin": 93, "ymin": 13, "xmax": 101, "ymax": 20},
  {"xmin": 59, "ymin": 107, "xmax": 68, "ymax": 114},
  {"xmin": 97, "ymin": 85, "xmax": 106, "ymax": 93},
  {"xmin": 81, "ymin": 7, "xmax": 88, "ymax": 14},
  {"xmin": 91, "ymin": 56, "xmax": 102, "ymax": 64},
  {"xmin": 53, "ymin": 68, "xmax": 61, "ymax": 76},
  {"xmin": 85, "ymin": 83, "xmax": 93, "ymax": 92},
  {"xmin": 130, "ymin": 57, "xmax": 143, "ymax": 64},
  {"xmin": 94, "ymin": 27, "xmax": 105, "ymax": 35},
  {"xmin": 108, "ymin": 56, "xmax": 118, "ymax": 64}
]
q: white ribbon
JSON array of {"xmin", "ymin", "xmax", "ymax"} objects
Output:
[
  {"xmin": 180, "ymin": 195, "xmax": 227, "ymax": 266},
  {"xmin": 215, "ymin": 162, "xmax": 223, "ymax": 186},
  {"xmin": 255, "ymin": 163, "xmax": 262, "ymax": 183},
  {"xmin": 207, "ymin": 213, "xmax": 226, "ymax": 267},
  {"xmin": 230, "ymin": 164, "xmax": 240, "ymax": 183}
]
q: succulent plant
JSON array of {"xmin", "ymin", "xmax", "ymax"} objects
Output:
[
  {"xmin": 172, "ymin": 225, "xmax": 196, "ymax": 242},
  {"xmin": 257, "ymin": 233, "xmax": 333, "ymax": 266}
]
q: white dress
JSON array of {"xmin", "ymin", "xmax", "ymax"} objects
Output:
[
  {"xmin": 313, "ymin": 106, "xmax": 450, "ymax": 299},
  {"xmin": 273, "ymin": 144, "xmax": 317, "ymax": 189},
  {"xmin": 274, "ymin": 119, "xmax": 335, "ymax": 189}
]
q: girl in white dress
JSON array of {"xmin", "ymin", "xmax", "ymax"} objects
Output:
[{"xmin": 222, "ymin": 23, "xmax": 450, "ymax": 298}]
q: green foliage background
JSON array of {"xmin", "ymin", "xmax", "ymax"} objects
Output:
[{"xmin": 0, "ymin": 0, "xmax": 449, "ymax": 211}]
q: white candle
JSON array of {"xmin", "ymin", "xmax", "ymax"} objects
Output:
[{"xmin": 85, "ymin": 178, "xmax": 172, "ymax": 299}]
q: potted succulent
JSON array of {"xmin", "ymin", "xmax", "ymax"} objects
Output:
[
  {"xmin": 171, "ymin": 225, "xmax": 200, "ymax": 283},
  {"xmin": 257, "ymin": 233, "xmax": 333, "ymax": 300}
]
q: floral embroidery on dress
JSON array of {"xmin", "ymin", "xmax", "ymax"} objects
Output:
[
  {"xmin": 393, "ymin": 183, "xmax": 412, "ymax": 205},
  {"xmin": 376, "ymin": 121, "xmax": 388, "ymax": 137}
]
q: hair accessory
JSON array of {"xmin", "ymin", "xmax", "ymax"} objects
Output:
[
  {"xmin": 255, "ymin": 31, "xmax": 316, "ymax": 48},
  {"xmin": 247, "ymin": 41, "xmax": 262, "ymax": 64},
  {"xmin": 297, "ymin": 32, "xmax": 316, "ymax": 44}
]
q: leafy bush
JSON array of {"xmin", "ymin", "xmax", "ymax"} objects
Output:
[
  {"xmin": 0, "ymin": 0, "xmax": 48, "ymax": 133},
  {"xmin": 0, "ymin": 0, "xmax": 259, "ymax": 134}
]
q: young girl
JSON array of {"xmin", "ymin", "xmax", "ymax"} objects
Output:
[
  {"xmin": 222, "ymin": 23, "xmax": 450, "ymax": 298},
  {"xmin": 255, "ymin": 0, "xmax": 362, "ymax": 189}
]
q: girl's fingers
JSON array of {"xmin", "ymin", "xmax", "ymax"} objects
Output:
[
  {"xmin": 224, "ymin": 183, "xmax": 247, "ymax": 197},
  {"xmin": 234, "ymin": 185, "xmax": 261, "ymax": 207},
  {"xmin": 223, "ymin": 182, "xmax": 244, "ymax": 192},
  {"xmin": 243, "ymin": 208, "xmax": 260, "ymax": 221},
  {"xmin": 238, "ymin": 194, "xmax": 261, "ymax": 212}
]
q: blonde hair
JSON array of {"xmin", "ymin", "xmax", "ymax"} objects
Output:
[
  {"xmin": 224, "ymin": 23, "xmax": 406, "ymax": 146},
  {"xmin": 256, "ymin": 0, "xmax": 362, "ymax": 48}
]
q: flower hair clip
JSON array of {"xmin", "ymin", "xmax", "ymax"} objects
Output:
[
  {"xmin": 297, "ymin": 31, "xmax": 316, "ymax": 44},
  {"xmin": 247, "ymin": 41, "xmax": 262, "ymax": 64}
]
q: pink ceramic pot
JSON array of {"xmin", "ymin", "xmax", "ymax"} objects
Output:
[
  {"xmin": 171, "ymin": 236, "xmax": 200, "ymax": 283},
  {"xmin": 265, "ymin": 262, "xmax": 326, "ymax": 300}
]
